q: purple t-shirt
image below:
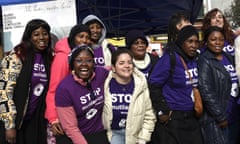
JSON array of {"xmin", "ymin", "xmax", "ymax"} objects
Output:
[
  {"xmin": 93, "ymin": 47, "xmax": 105, "ymax": 67},
  {"xmin": 55, "ymin": 67, "xmax": 108, "ymax": 134},
  {"xmin": 25, "ymin": 53, "xmax": 48, "ymax": 119},
  {"xmin": 109, "ymin": 78, "xmax": 134, "ymax": 129},
  {"xmin": 220, "ymin": 55, "xmax": 239, "ymax": 123},
  {"xmin": 93, "ymin": 44, "xmax": 116, "ymax": 67},
  {"xmin": 149, "ymin": 52, "xmax": 197, "ymax": 111},
  {"xmin": 223, "ymin": 41, "xmax": 235, "ymax": 56}
]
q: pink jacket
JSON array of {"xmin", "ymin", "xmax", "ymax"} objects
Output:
[{"xmin": 45, "ymin": 38, "xmax": 71, "ymax": 123}]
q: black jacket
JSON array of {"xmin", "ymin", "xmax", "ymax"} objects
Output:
[{"xmin": 198, "ymin": 49, "xmax": 232, "ymax": 124}]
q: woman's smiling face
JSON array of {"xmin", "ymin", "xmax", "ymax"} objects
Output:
[
  {"xmin": 112, "ymin": 53, "xmax": 134, "ymax": 82},
  {"xmin": 73, "ymin": 50, "xmax": 94, "ymax": 81},
  {"xmin": 31, "ymin": 26, "xmax": 50, "ymax": 51},
  {"xmin": 207, "ymin": 31, "xmax": 225, "ymax": 54}
]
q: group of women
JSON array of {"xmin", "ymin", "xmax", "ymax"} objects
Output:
[
  {"xmin": 149, "ymin": 8, "xmax": 240, "ymax": 144},
  {"xmin": 0, "ymin": 7, "xmax": 240, "ymax": 144},
  {"xmin": 0, "ymin": 13, "xmax": 156, "ymax": 144}
]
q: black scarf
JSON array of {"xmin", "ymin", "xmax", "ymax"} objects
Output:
[{"xmin": 13, "ymin": 50, "xmax": 51, "ymax": 144}]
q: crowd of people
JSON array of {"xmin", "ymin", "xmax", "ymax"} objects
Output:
[{"xmin": 0, "ymin": 7, "xmax": 240, "ymax": 144}]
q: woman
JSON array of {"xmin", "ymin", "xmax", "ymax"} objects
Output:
[
  {"xmin": 82, "ymin": 14, "xmax": 116, "ymax": 68},
  {"xmin": 45, "ymin": 24, "xmax": 90, "ymax": 138},
  {"xmin": 201, "ymin": 8, "xmax": 236, "ymax": 55},
  {"xmin": 0, "ymin": 19, "xmax": 53, "ymax": 144},
  {"xmin": 55, "ymin": 45, "xmax": 109, "ymax": 144},
  {"xmin": 202, "ymin": 8, "xmax": 240, "ymax": 144},
  {"xmin": 125, "ymin": 29, "xmax": 159, "ymax": 78},
  {"xmin": 198, "ymin": 26, "xmax": 239, "ymax": 144},
  {"xmin": 102, "ymin": 48, "xmax": 156, "ymax": 144},
  {"xmin": 148, "ymin": 25, "xmax": 203, "ymax": 144}
]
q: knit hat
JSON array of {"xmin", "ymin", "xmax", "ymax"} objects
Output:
[
  {"xmin": 68, "ymin": 24, "xmax": 90, "ymax": 49},
  {"xmin": 176, "ymin": 25, "xmax": 198, "ymax": 47},
  {"xmin": 125, "ymin": 30, "xmax": 148, "ymax": 48}
]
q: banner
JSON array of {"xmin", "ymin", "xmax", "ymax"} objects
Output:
[{"xmin": 1, "ymin": 0, "xmax": 77, "ymax": 52}]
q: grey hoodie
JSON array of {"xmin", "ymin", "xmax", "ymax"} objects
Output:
[
  {"xmin": 82, "ymin": 14, "xmax": 107, "ymax": 47},
  {"xmin": 82, "ymin": 14, "xmax": 115, "ymax": 67}
]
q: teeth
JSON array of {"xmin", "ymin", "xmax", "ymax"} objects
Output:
[
  {"xmin": 39, "ymin": 42, "xmax": 45, "ymax": 46},
  {"xmin": 80, "ymin": 69, "xmax": 88, "ymax": 71}
]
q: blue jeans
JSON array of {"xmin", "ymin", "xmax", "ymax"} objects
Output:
[{"xmin": 111, "ymin": 129, "xmax": 125, "ymax": 144}]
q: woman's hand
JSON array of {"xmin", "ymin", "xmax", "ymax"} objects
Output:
[
  {"xmin": 218, "ymin": 119, "xmax": 228, "ymax": 129},
  {"xmin": 5, "ymin": 128, "xmax": 16, "ymax": 144},
  {"xmin": 51, "ymin": 122, "xmax": 64, "ymax": 135}
]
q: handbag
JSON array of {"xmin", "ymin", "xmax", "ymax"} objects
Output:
[{"xmin": 180, "ymin": 57, "xmax": 203, "ymax": 117}]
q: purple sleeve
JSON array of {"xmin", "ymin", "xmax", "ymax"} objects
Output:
[
  {"xmin": 148, "ymin": 53, "xmax": 171, "ymax": 86},
  {"xmin": 55, "ymin": 82, "xmax": 72, "ymax": 107}
]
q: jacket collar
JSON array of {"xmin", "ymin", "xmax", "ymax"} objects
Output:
[{"xmin": 202, "ymin": 49, "xmax": 230, "ymax": 76}]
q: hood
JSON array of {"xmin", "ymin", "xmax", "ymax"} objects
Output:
[{"xmin": 82, "ymin": 14, "xmax": 107, "ymax": 45}]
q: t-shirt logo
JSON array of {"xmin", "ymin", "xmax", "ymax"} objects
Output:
[
  {"xmin": 86, "ymin": 108, "xmax": 97, "ymax": 119},
  {"xmin": 119, "ymin": 119, "xmax": 126, "ymax": 128},
  {"xmin": 33, "ymin": 83, "xmax": 44, "ymax": 96}
]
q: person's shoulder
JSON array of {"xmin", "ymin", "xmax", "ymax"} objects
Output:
[
  {"xmin": 55, "ymin": 37, "xmax": 68, "ymax": 45},
  {"xmin": 102, "ymin": 39, "xmax": 117, "ymax": 53},
  {"xmin": 95, "ymin": 66, "xmax": 109, "ymax": 73},
  {"xmin": 95, "ymin": 66, "xmax": 109, "ymax": 75},
  {"xmin": 58, "ymin": 74, "xmax": 73, "ymax": 86},
  {"xmin": 197, "ymin": 51, "xmax": 211, "ymax": 65},
  {"xmin": 54, "ymin": 38, "xmax": 70, "ymax": 53},
  {"xmin": 133, "ymin": 68, "xmax": 148, "ymax": 87},
  {"xmin": 2, "ymin": 50, "xmax": 20, "ymax": 63}
]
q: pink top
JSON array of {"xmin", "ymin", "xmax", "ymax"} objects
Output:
[
  {"xmin": 56, "ymin": 106, "xmax": 87, "ymax": 144},
  {"xmin": 45, "ymin": 38, "xmax": 71, "ymax": 123}
]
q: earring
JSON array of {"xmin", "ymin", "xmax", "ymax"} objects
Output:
[{"xmin": 72, "ymin": 70, "xmax": 75, "ymax": 74}]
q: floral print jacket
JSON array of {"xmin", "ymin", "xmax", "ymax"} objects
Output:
[{"xmin": 0, "ymin": 50, "xmax": 22, "ymax": 129}]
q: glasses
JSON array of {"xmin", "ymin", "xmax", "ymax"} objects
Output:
[{"xmin": 74, "ymin": 59, "xmax": 94, "ymax": 65}]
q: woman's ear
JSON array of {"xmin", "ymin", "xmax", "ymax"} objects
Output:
[
  {"xmin": 176, "ymin": 23, "xmax": 182, "ymax": 31},
  {"xmin": 112, "ymin": 66, "xmax": 116, "ymax": 73}
]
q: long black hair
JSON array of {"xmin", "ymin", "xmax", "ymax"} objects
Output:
[
  {"xmin": 14, "ymin": 19, "xmax": 52, "ymax": 61},
  {"xmin": 167, "ymin": 11, "xmax": 190, "ymax": 44}
]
